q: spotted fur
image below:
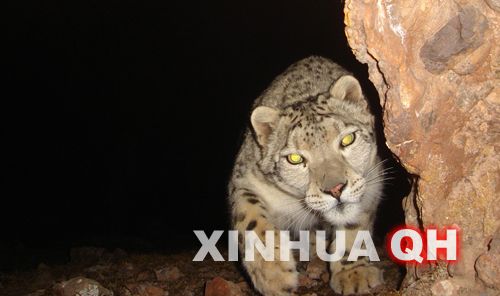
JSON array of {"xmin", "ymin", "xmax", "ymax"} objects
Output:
[{"xmin": 228, "ymin": 56, "xmax": 385, "ymax": 295}]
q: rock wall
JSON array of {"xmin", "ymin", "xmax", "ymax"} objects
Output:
[{"xmin": 343, "ymin": 0, "xmax": 499, "ymax": 295}]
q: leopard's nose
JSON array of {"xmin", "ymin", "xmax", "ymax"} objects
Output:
[{"xmin": 323, "ymin": 182, "xmax": 346, "ymax": 200}]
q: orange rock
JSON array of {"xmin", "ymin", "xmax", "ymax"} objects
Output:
[
  {"xmin": 320, "ymin": 272, "xmax": 329, "ymax": 284},
  {"xmin": 142, "ymin": 285, "xmax": 165, "ymax": 296},
  {"xmin": 204, "ymin": 277, "xmax": 244, "ymax": 296},
  {"xmin": 344, "ymin": 0, "xmax": 499, "ymax": 293},
  {"xmin": 298, "ymin": 274, "xmax": 316, "ymax": 288},
  {"xmin": 136, "ymin": 270, "xmax": 155, "ymax": 281}
]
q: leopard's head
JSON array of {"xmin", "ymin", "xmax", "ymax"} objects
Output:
[{"xmin": 251, "ymin": 76, "xmax": 383, "ymax": 223}]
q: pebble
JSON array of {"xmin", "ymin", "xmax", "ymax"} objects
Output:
[
  {"xmin": 53, "ymin": 276, "xmax": 113, "ymax": 296},
  {"xmin": 204, "ymin": 277, "xmax": 244, "ymax": 296},
  {"xmin": 155, "ymin": 266, "xmax": 183, "ymax": 281}
]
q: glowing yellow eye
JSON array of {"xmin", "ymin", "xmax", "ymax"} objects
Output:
[
  {"xmin": 287, "ymin": 153, "xmax": 304, "ymax": 164},
  {"xmin": 341, "ymin": 133, "xmax": 355, "ymax": 147}
]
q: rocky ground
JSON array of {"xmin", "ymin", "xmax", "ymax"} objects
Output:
[{"xmin": 0, "ymin": 246, "xmax": 404, "ymax": 296}]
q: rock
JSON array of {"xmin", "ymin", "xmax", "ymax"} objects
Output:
[
  {"xmin": 122, "ymin": 283, "xmax": 169, "ymax": 296},
  {"xmin": 138, "ymin": 285, "xmax": 165, "ymax": 296},
  {"xmin": 204, "ymin": 277, "xmax": 243, "ymax": 296},
  {"xmin": 136, "ymin": 270, "xmax": 155, "ymax": 281},
  {"xmin": 116, "ymin": 286, "xmax": 133, "ymax": 296},
  {"xmin": 119, "ymin": 261, "xmax": 136, "ymax": 279},
  {"xmin": 154, "ymin": 266, "xmax": 183, "ymax": 281},
  {"xmin": 236, "ymin": 281, "xmax": 250, "ymax": 293},
  {"xmin": 344, "ymin": 0, "xmax": 499, "ymax": 293},
  {"xmin": 34, "ymin": 263, "xmax": 54, "ymax": 287},
  {"xmin": 298, "ymin": 274, "xmax": 316, "ymax": 288},
  {"xmin": 485, "ymin": 0, "xmax": 500, "ymax": 12},
  {"xmin": 181, "ymin": 290, "xmax": 194, "ymax": 296},
  {"xmin": 431, "ymin": 279, "xmax": 459, "ymax": 296},
  {"xmin": 320, "ymin": 272, "xmax": 329, "ymax": 284},
  {"xmin": 53, "ymin": 276, "xmax": 113, "ymax": 296},
  {"xmin": 475, "ymin": 232, "xmax": 500, "ymax": 289},
  {"xmin": 125, "ymin": 283, "xmax": 166, "ymax": 296}
]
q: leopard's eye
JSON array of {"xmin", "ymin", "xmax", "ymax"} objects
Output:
[
  {"xmin": 287, "ymin": 153, "xmax": 304, "ymax": 165},
  {"xmin": 341, "ymin": 133, "xmax": 355, "ymax": 147}
]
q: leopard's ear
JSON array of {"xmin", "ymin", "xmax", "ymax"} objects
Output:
[
  {"xmin": 329, "ymin": 75, "xmax": 364, "ymax": 103},
  {"xmin": 251, "ymin": 106, "xmax": 280, "ymax": 146}
]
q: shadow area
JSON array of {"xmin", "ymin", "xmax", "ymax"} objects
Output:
[
  {"xmin": 355, "ymin": 69, "xmax": 414, "ymax": 242},
  {"xmin": 349, "ymin": 63, "xmax": 414, "ymax": 288}
]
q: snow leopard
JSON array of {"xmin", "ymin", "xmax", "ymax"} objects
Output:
[{"xmin": 228, "ymin": 56, "xmax": 385, "ymax": 295}]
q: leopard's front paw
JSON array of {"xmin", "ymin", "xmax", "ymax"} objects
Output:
[
  {"xmin": 330, "ymin": 263, "xmax": 383, "ymax": 295},
  {"xmin": 245, "ymin": 259, "xmax": 298, "ymax": 296}
]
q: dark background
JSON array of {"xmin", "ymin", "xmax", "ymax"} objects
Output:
[{"xmin": 3, "ymin": 0, "xmax": 409, "ymax": 271}]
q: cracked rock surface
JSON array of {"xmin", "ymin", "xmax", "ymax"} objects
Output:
[{"xmin": 344, "ymin": 0, "xmax": 499, "ymax": 294}]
